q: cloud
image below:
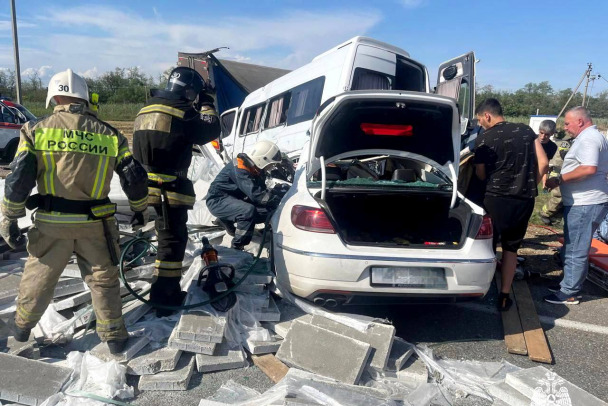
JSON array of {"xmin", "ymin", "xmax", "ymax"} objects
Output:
[
  {"xmin": 79, "ymin": 67, "xmax": 100, "ymax": 79},
  {"xmin": 21, "ymin": 65, "xmax": 54, "ymax": 81},
  {"xmin": 20, "ymin": 5, "xmax": 382, "ymax": 79},
  {"xmin": 397, "ymin": 0, "xmax": 428, "ymax": 8}
]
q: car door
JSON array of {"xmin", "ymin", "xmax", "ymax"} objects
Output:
[
  {"xmin": 219, "ymin": 107, "xmax": 238, "ymax": 159},
  {"xmin": 435, "ymin": 52, "xmax": 475, "ymax": 136}
]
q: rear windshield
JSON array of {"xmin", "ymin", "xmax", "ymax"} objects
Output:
[
  {"xmin": 315, "ymin": 98, "xmax": 454, "ymax": 166},
  {"xmin": 351, "ymin": 56, "xmax": 425, "ymax": 92}
]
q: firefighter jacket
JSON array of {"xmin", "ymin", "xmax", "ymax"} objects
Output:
[
  {"xmin": 206, "ymin": 154, "xmax": 281, "ymax": 208},
  {"xmin": 1, "ymin": 103, "xmax": 148, "ymax": 223},
  {"xmin": 548, "ymin": 138, "xmax": 573, "ymax": 177},
  {"xmin": 132, "ymin": 95, "xmax": 220, "ymax": 208}
]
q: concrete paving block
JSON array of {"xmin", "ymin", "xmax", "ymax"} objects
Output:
[
  {"xmin": 168, "ymin": 329, "xmax": 216, "ymax": 355},
  {"xmin": 310, "ymin": 315, "xmax": 394, "ymax": 371},
  {"xmin": 276, "ymin": 320, "xmax": 372, "ymax": 385},
  {"xmin": 38, "ymin": 358, "xmax": 71, "ymax": 368},
  {"xmin": 60, "ymin": 263, "xmax": 82, "ymax": 278},
  {"xmin": 127, "ymin": 343, "xmax": 182, "ymax": 375},
  {"xmin": 195, "ymin": 341, "xmax": 247, "ymax": 373},
  {"xmin": 263, "ymin": 314, "xmax": 312, "ymax": 339},
  {"xmin": 248, "ymin": 291, "xmax": 271, "ymax": 309},
  {"xmin": 200, "ymin": 380, "xmax": 261, "ymax": 405},
  {"xmin": 53, "ymin": 278, "xmax": 87, "ymax": 298},
  {"xmin": 175, "ymin": 311, "xmax": 226, "ymax": 344},
  {"xmin": 90, "ymin": 335, "xmax": 149, "ymax": 363},
  {"xmin": 505, "ymin": 366, "xmax": 608, "ymax": 405},
  {"xmin": 396, "ymin": 355, "xmax": 428, "ymax": 387},
  {"xmin": 254, "ymin": 295, "xmax": 280, "ymax": 322},
  {"xmin": 0, "ymin": 353, "xmax": 72, "ymax": 405},
  {"xmin": 235, "ymin": 260, "xmax": 273, "ymax": 285},
  {"xmin": 2, "ymin": 336, "xmax": 38, "ymax": 360},
  {"xmin": 122, "ymin": 297, "xmax": 152, "ymax": 327},
  {"xmin": 138, "ymin": 353, "xmax": 195, "ymax": 391},
  {"xmin": 53, "ymin": 291, "xmax": 92, "ymax": 311},
  {"xmin": 386, "ymin": 337, "xmax": 414, "ymax": 372},
  {"xmin": 0, "ymin": 274, "xmax": 21, "ymax": 306},
  {"xmin": 244, "ymin": 333, "xmax": 283, "ymax": 355},
  {"xmin": 63, "ymin": 329, "xmax": 101, "ymax": 352},
  {"xmin": 487, "ymin": 382, "xmax": 530, "ymax": 406}
]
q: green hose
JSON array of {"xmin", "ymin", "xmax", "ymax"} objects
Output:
[{"xmin": 118, "ymin": 223, "xmax": 270, "ymax": 311}]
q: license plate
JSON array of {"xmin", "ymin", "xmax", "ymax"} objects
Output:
[{"xmin": 370, "ymin": 266, "xmax": 447, "ymax": 288}]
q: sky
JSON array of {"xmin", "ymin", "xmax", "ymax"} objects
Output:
[{"xmin": 2, "ymin": 0, "xmax": 608, "ymax": 95}]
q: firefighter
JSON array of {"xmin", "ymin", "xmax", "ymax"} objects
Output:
[
  {"xmin": 0, "ymin": 69, "xmax": 149, "ymax": 353},
  {"xmin": 539, "ymin": 137, "xmax": 573, "ymax": 225},
  {"xmin": 206, "ymin": 140, "xmax": 288, "ymax": 250},
  {"xmin": 132, "ymin": 67, "xmax": 220, "ymax": 317}
]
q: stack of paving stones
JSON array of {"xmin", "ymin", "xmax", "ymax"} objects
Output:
[
  {"xmin": 488, "ymin": 366, "xmax": 608, "ymax": 406},
  {"xmin": 266, "ymin": 300, "xmax": 429, "ymax": 388}
]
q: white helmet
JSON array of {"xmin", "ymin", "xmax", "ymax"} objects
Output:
[
  {"xmin": 249, "ymin": 140, "xmax": 282, "ymax": 170},
  {"xmin": 46, "ymin": 69, "xmax": 89, "ymax": 108}
]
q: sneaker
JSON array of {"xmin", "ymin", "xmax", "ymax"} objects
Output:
[
  {"xmin": 547, "ymin": 285, "xmax": 582, "ymax": 298},
  {"xmin": 544, "ymin": 292, "xmax": 580, "ymax": 305},
  {"xmin": 7, "ymin": 318, "xmax": 31, "ymax": 342},
  {"xmin": 107, "ymin": 338, "xmax": 128, "ymax": 354},
  {"xmin": 539, "ymin": 213, "xmax": 552, "ymax": 225},
  {"xmin": 497, "ymin": 292, "xmax": 513, "ymax": 311}
]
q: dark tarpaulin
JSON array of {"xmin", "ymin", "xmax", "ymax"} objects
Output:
[{"xmin": 210, "ymin": 60, "xmax": 250, "ymax": 114}]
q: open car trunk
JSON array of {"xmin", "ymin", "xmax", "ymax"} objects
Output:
[{"xmin": 321, "ymin": 188, "xmax": 472, "ymax": 248}]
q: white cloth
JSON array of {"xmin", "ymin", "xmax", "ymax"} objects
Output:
[{"xmin": 561, "ymin": 125, "xmax": 608, "ymax": 206}]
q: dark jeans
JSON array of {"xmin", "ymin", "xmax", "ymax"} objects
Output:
[{"xmin": 560, "ymin": 203, "xmax": 608, "ymax": 296}]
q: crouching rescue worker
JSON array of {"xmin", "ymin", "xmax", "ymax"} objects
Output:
[
  {"xmin": 206, "ymin": 140, "xmax": 288, "ymax": 250},
  {"xmin": 0, "ymin": 69, "xmax": 149, "ymax": 354},
  {"xmin": 133, "ymin": 67, "xmax": 220, "ymax": 316}
]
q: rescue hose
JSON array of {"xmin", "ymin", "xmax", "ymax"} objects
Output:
[{"xmin": 118, "ymin": 220, "xmax": 270, "ymax": 311}]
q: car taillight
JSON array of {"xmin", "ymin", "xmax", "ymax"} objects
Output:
[
  {"xmin": 475, "ymin": 215, "xmax": 493, "ymax": 239},
  {"xmin": 211, "ymin": 139, "xmax": 221, "ymax": 151},
  {"xmin": 291, "ymin": 205, "xmax": 335, "ymax": 234}
]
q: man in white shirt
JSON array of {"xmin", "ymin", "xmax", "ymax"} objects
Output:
[{"xmin": 545, "ymin": 106, "xmax": 608, "ymax": 304}]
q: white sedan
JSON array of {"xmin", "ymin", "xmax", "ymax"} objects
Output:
[{"xmin": 270, "ymin": 91, "xmax": 496, "ymax": 306}]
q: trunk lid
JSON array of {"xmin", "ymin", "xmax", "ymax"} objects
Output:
[{"xmin": 307, "ymin": 91, "xmax": 461, "ymax": 206}]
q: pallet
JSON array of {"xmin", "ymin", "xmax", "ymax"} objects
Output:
[
  {"xmin": 512, "ymin": 280, "xmax": 553, "ymax": 364},
  {"xmin": 495, "ymin": 274, "xmax": 527, "ymax": 355}
]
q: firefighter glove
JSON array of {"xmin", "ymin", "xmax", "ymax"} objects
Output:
[
  {"xmin": 0, "ymin": 218, "xmax": 24, "ymax": 250},
  {"xmin": 130, "ymin": 210, "xmax": 149, "ymax": 230}
]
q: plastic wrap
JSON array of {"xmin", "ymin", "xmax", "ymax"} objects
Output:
[
  {"xmin": 37, "ymin": 304, "xmax": 77, "ymax": 342},
  {"xmin": 205, "ymin": 380, "xmax": 261, "ymax": 403},
  {"xmin": 41, "ymin": 351, "xmax": 134, "ymax": 406},
  {"xmin": 200, "ymin": 368, "xmax": 398, "ymax": 406},
  {"xmin": 414, "ymin": 345, "xmax": 521, "ymax": 400}
]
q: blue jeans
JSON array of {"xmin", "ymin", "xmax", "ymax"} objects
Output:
[{"xmin": 561, "ymin": 203, "xmax": 608, "ymax": 296}]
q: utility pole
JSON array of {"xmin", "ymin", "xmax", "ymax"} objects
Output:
[
  {"xmin": 582, "ymin": 64, "xmax": 593, "ymax": 107},
  {"xmin": 585, "ymin": 75, "xmax": 597, "ymax": 108},
  {"xmin": 10, "ymin": 0, "xmax": 22, "ymax": 104},
  {"xmin": 557, "ymin": 63, "xmax": 592, "ymax": 119}
]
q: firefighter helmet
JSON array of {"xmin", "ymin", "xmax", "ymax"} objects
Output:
[
  {"xmin": 45, "ymin": 69, "xmax": 89, "ymax": 108},
  {"xmin": 165, "ymin": 67, "xmax": 206, "ymax": 102},
  {"xmin": 249, "ymin": 140, "xmax": 282, "ymax": 170}
]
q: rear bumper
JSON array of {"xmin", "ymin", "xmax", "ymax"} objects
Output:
[{"xmin": 275, "ymin": 242, "xmax": 495, "ymax": 301}]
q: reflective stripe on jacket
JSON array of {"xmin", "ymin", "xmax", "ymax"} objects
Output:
[{"xmin": 1, "ymin": 103, "xmax": 148, "ymax": 221}]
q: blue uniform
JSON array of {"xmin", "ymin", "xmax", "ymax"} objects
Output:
[{"xmin": 206, "ymin": 154, "xmax": 282, "ymax": 248}]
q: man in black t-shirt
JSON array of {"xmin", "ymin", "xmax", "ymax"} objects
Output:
[{"xmin": 474, "ymin": 98, "xmax": 548, "ymax": 311}]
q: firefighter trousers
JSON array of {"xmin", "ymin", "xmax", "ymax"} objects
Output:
[
  {"xmin": 15, "ymin": 219, "xmax": 127, "ymax": 341},
  {"xmin": 153, "ymin": 206, "xmax": 188, "ymax": 279},
  {"xmin": 541, "ymin": 187, "xmax": 563, "ymax": 218}
]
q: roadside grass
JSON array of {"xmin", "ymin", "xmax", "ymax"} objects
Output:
[
  {"xmin": 25, "ymin": 101, "xmax": 144, "ymax": 121},
  {"xmin": 530, "ymin": 187, "xmax": 564, "ymax": 230}
]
